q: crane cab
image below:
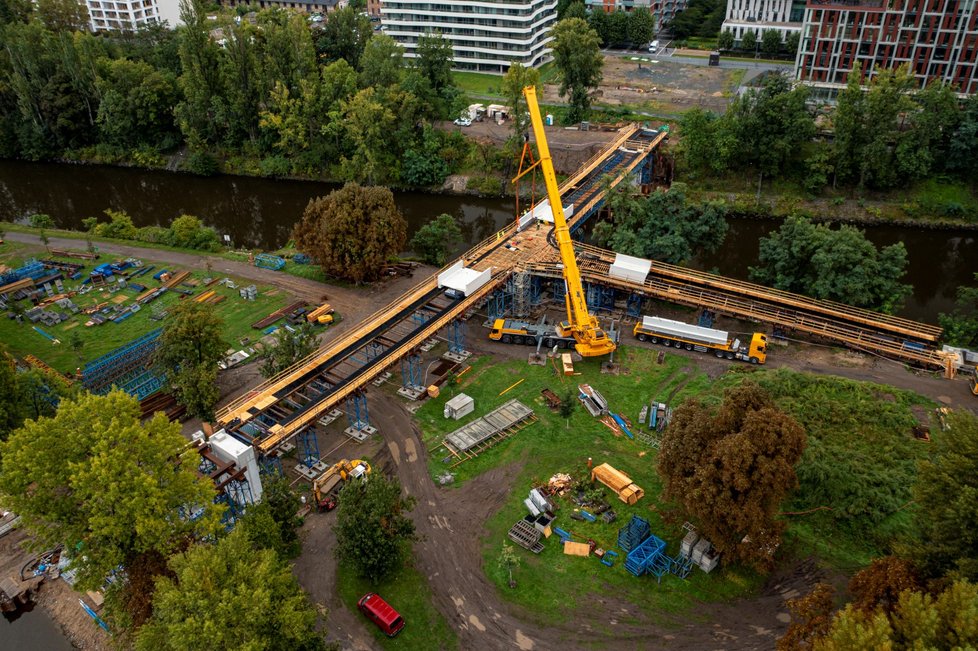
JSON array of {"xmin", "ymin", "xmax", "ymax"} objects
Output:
[{"xmin": 748, "ymin": 333, "xmax": 768, "ymax": 364}]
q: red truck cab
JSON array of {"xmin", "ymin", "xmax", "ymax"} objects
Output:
[{"xmin": 357, "ymin": 593, "xmax": 405, "ymax": 637}]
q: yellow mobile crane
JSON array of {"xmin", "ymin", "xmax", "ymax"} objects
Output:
[{"xmin": 488, "ymin": 86, "xmax": 616, "ymax": 358}]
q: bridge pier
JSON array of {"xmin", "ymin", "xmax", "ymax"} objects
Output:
[
  {"xmin": 444, "ymin": 320, "xmax": 470, "ymax": 363},
  {"xmin": 344, "ymin": 390, "xmax": 377, "ymax": 441},
  {"xmin": 398, "ymin": 353, "xmax": 425, "ymax": 400}
]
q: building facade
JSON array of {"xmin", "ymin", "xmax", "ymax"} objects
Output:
[
  {"xmin": 87, "ymin": 0, "xmax": 162, "ymax": 31},
  {"xmin": 795, "ymin": 0, "xmax": 978, "ymax": 97},
  {"xmin": 585, "ymin": 0, "xmax": 688, "ymax": 28},
  {"xmin": 381, "ymin": 0, "xmax": 557, "ymax": 73},
  {"xmin": 721, "ymin": 0, "xmax": 805, "ymax": 43}
]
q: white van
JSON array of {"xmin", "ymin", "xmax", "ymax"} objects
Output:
[{"xmin": 649, "ymin": 40, "xmax": 660, "ymax": 52}]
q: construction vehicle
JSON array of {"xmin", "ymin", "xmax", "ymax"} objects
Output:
[
  {"xmin": 312, "ymin": 459, "xmax": 371, "ymax": 512},
  {"xmin": 633, "ymin": 315, "xmax": 767, "ymax": 364},
  {"xmin": 487, "ymin": 86, "xmax": 616, "ymax": 358},
  {"xmin": 970, "ymin": 366, "xmax": 978, "ymax": 396}
]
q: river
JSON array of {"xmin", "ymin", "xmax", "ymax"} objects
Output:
[
  {"xmin": 1, "ymin": 160, "xmax": 974, "ymax": 323},
  {"xmin": 1, "ymin": 606, "xmax": 73, "ymax": 651}
]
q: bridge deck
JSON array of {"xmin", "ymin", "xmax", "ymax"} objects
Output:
[{"xmin": 217, "ymin": 126, "xmax": 946, "ymax": 453}]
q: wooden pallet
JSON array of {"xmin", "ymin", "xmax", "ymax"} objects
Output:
[{"xmin": 507, "ymin": 519, "xmax": 544, "ymax": 554}]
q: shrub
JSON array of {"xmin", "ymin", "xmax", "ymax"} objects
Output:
[
  {"xmin": 137, "ymin": 226, "xmax": 169, "ymax": 243},
  {"xmin": 185, "ymin": 151, "xmax": 219, "ymax": 176},
  {"xmin": 93, "ymin": 209, "xmax": 139, "ymax": 240},
  {"xmin": 259, "ymin": 156, "xmax": 292, "ymax": 178}
]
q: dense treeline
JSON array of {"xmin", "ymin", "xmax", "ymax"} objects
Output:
[
  {"xmin": 679, "ymin": 68, "xmax": 978, "ymax": 205},
  {"xmin": 0, "ymin": 0, "xmax": 470, "ymax": 186}
]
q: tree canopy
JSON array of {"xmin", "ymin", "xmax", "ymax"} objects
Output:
[
  {"xmin": 156, "ymin": 301, "xmax": 227, "ymax": 420},
  {"xmin": 911, "ymin": 410, "xmax": 978, "ymax": 581},
  {"xmin": 334, "ymin": 474, "xmax": 416, "ymax": 582},
  {"xmin": 410, "ymin": 213, "xmax": 463, "ymax": 266},
  {"xmin": 293, "ymin": 183, "xmax": 407, "ymax": 283},
  {"xmin": 260, "ymin": 323, "xmax": 319, "ymax": 379},
  {"xmin": 593, "ymin": 181, "xmax": 728, "ymax": 265},
  {"xmin": 551, "ymin": 18, "xmax": 603, "ymax": 123},
  {"xmin": 501, "ymin": 62, "xmax": 542, "ymax": 141},
  {"xmin": 136, "ymin": 528, "xmax": 326, "ymax": 651},
  {"xmin": 750, "ymin": 215, "xmax": 911, "ymax": 313},
  {"xmin": 658, "ymin": 381, "xmax": 806, "ymax": 570},
  {"xmin": 0, "ymin": 391, "xmax": 220, "ymax": 625},
  {"xmin": 939, "ymin": 273, "xmax": 978, "ymax": 349}
]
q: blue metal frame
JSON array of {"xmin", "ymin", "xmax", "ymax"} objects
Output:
[
  {"xmin": 448, "ymin": 320, "xmax": 466, "ymax": 353},
  {"xmin": 346, "ymin": 391, "xmax": 370, "ymax": 430},
  {"xmin": 298, "ymin": 427, "xmax": 320, "ymax": 468},
  {"xmin": 401, "ymin": 354, "xmax": 423, "ymax": 390}
]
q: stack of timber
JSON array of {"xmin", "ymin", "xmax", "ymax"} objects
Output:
[
  {"xmin": 591, "ymin": 463, "xmax": 644, "ymax": 505},
  {"xmin": 252, "ymin": 301, "xmax": 306, "ymax": 329}
]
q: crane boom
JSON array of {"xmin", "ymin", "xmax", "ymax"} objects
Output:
[{"xmin": 523, "ymin": 86, "xmax": 615, "ymax": 357}]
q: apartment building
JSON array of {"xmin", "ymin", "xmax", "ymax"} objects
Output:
[
  {"xmin": 585, "ymin": 0, "xmax": 689, "ymax": 28},
  {"xmin": 721, "ymin": 0, "xmax": 805, "ymax": 43},
  {"xmin": 795, "ymin": 0, "xmax": 978, "ymax": 97},
  {"xmin": 380, "ymin": 0, "xmax": 557, "ymax": 73},
  {"xmin": 87, "ymin": 0, "xmax": 162, "ymax": 30}
]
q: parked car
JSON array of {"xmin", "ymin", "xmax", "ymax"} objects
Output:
[
  {"xmin": 453, "ymin": 117, "xmax": 472, "ymax": 127},
  {"xmin": 357, "ymin": 593, "xmax": 405, "ymax": 637},
  {"xmin": 649, "ymin": 40, "xmax": 660, "ymax": 52}
]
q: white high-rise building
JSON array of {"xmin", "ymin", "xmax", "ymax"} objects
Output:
[
  {"xmin": 380, "ymin": 0, "xmax": 557, "ymax": 73},
  {"xmin": 721, "ymin": 0, "xmax": 804, "ymax": 44},
  {"xmin": 86, "ymin": 0, "xmax": 163, "ymax": 31}
]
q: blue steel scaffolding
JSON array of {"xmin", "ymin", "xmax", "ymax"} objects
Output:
[
  {"xmin": 447, "ymin": 320, "xmax": 466, "ymax": 354},
  {"xmin": 400, "ymin": 354, "xmax": 423, "ymax": 390},
  {"xmin": 260, "ymin": 455, "xmax": 284, "ymax": 476},
  {"xmin": 82, "ymin": 329, "xmax": 165, "ymax": 399},
  {"xmin": 346, "ymin": 391, "xmax": 370, "ymax": 430},
  {"xmin": 298, "ymin": 427, "xmax": 320, "ymax": 468}
]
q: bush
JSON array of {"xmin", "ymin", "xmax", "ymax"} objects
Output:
[
  {"xmin": 185, "ymin": 151, "xmax": 219, "ymax": 176},
  {"xmin": 93, "ymin": 209, "xmax": 139, "ymax": 240},
  {"xmin": 166, "ymin": 215, "xmax": 220, "ymax": 251},
  {"xmin": 259, "ymin": 156, "xmax": 292, "ymax": 178},
  {"xmin": 137, "ymin": 226, "xmax": 169, "ymax": 243}
]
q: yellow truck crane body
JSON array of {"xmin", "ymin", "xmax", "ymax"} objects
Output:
[{"xmin": 515, "ymin": 86, "xmax": 616, "ymax": 358}]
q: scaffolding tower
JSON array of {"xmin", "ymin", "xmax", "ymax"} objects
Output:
[{"xmin": 344, "ymin": 390, "xmax": 377, "ymax": 441}]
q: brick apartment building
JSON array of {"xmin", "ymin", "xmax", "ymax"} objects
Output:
[{"xmin": 794, "ymin": 0, "xmax": 978, "ymax": 98}]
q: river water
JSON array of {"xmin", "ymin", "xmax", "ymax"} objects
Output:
[
  {"xmin": 1, "ymin": 160, "xmax": 974, "ymax": 323},
  {"xmin": 1, "ymin": 605, "xmax": 73, "ymax": 651}
]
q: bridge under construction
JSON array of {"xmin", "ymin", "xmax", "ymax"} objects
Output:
[{"xmin": 217, "ymin": 124, "xmax": 947, "ymax": 455}]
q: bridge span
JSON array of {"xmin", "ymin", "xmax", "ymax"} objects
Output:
[{"xmin": 217, "ymin": 125, "xmax": 946, "ymax": 455}]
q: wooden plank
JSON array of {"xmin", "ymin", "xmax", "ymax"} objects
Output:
[{"xmin": 563, "ymin": 541, "xmax": 591, "ymax": 557}]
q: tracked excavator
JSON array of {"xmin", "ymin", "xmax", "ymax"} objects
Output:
[
  {"xmin": 313, "ymin": 459, "xmax": 371, "ymax": 512},
  {"xmin": 488, "ymin": 86, "xmax": 617, "ymax": 358}
]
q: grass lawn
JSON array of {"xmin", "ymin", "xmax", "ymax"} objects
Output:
[
  {"xmin": 413, "ymin": 346, "xmax": 939, "ymax": 623},
  {"xmin": 335, "ymin": 557, "xmax": 458, "ymax": 651},
  {"xmin": 0, "ymin": 244, "xmax": 290, "ymax": 373},
  {"xmin": 453, "ymin": 63, "xmax": 557, "ymax": 100}
]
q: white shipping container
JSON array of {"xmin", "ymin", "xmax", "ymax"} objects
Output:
[
  {"xmin": 444, "ymin": 393, "xmax": 475, "ymax": 420},
  {"xmin": 640, "ymin": 316, "xmax": 729, "ymax": 347},
  {"xmin": 609, "ymin": 253, "xmax": 652, "ymax": 284}
]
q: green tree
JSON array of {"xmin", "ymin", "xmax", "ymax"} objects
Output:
[
  {"xmin": 29, "ymin": 213, "xmax": 54, "ymax": 229},
  {"xmin": 741, "ymin": 29, "xmax": 757, "ymax": 52},
  {"xmin": 627, "ymin": 8, "xmax": 655, "ymax": 47},
  {"xmin": 68, "ymin": 330, "xmax": 84, "ymax": 363},
  {"xmin": 803, "ymin": 142, "xmax": 834, "ymax": 195},
  {"xmin": 358, "ymin": 34, "xmax": 403, "ymax": 89},
  {"xmin": 34, "ymin": 0, "xmax": 88, "ymax": 32},
  {"xmin": 593, "ymin": 182, "xmax": 728, "ymax": 265},
  {"xmin": 607, "ymin": 10, "xmax": 628, "ymax": 48},
  {"xmin": 260, "ymin": 322, "xmax": 319, "ymax": 379},
  {"xmin": 814, "ymin": 580, "xmax": 978, "ymax": 650},
  {"xmin": 717, "ymin": 28, "xmax": 734, "ymax": 51},
  {"xmin": 832, "ymin": 64, "xmax": 866, "ymax": 186},
  {"xmin": 761, "ymin": 28, "xmax": 782, "ymax": 56},
  {"xmin": 678, "ymin": 107, "xmax": 736, "ymax": 174},
  {"xmin": 501, "ymin": 61, "xmax": 541, "ymax": 141},
  {"xmin": 657, "ymin": 381, "xmax": 806, "ymax": 571},
  {"xmin": 785, "ymin": 31, "xmax": 800, "ymax": 55},
  {"xmin": 857, "ymin": 65, "xmax": 916, "ymax": 189},
  {"xmin": 497, "ymin": 543, "xmax": 521, "ymax": 588},
  {"xmin": 939, "ymin": 273, "xmax": 978, "ymax": 348},
  {"xmin": 750, "ymin": 215, "xmax": 911, "ymax": 313},
  {"xmin": 415, "ymin": 32, "xmax": 454, "ymax": 96},
  {"xmin": 136, "ymin": 528, "xmax": 326, "ymax": 651},
  {"xmin": 0, "ymin": 391, "xmax": 220, "ymax": 626},
  {"xmin": 293, "ymin": 183, "xmax": 407, "ymax": 283},
  {"xmin": 410, "ymin": 213, "xmax": 463, "ymax": 265},
  {"xmin": 402, "ymin": 124, "xmax": 450, "ymax": 187},
  {"xmin": 948, "ymin": 94, "xmax": 978, "ymax": 178},
  {"xmin": 551, "ymin": 18, "xmax": 603, "ymax": 124},
  {"xmin": 911, "ymin": 410, "xmax": 978, "ymax": 580},
  {"xmin": 564, "ymin": 1, "xmax": 586, "ymax": 20},
  {"xmin": 237, "ymin": 473, "xmax": 303, "ymax": 558},
  {"xmin": 722, "ymin": 74, "xmax": 814, "ymax": 192},
  {"xmin": 16, "ymin": 366, "xmax": 77, "ymax": 423},
  {"xmin": 174, "ymin": 0, "xmax": 224, "ymax": 148},
  {"xmin": 334, "ymin": 474, "xmax": 416, "ymax": 582},
  {"xmin": 166, "ymin": 214, "xmax": 219, "ymax": 250},
  {"xmin": 156, "ymin": 302, "xmax": 226, "ymax": 420},
  {"xmin": 96, "ymin": 58, "xmax": 180, "ymax": 149},
  {"xmin": 587, "ymin": 10, "xmax": 611, "ymax": 46},
  {"xmin": 316, "ymin": 6, "xmax": 372, "ymax": 68},
  {"xmin": 339, "ymin": 86, "xmax": 397, "ymax": 184}
]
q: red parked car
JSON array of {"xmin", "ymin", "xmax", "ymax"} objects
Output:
[{"xmin": 357, "ymin": 593, "xmax": 405, "ymax": 637}]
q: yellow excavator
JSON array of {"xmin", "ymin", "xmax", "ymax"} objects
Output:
[
  {"xmin": 312, "ymin": 459, "xmax": 371, "ymax": 512},
  {"xmin": 488, "ymin": 86, "xmax": 616, "ymax": 358}
]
